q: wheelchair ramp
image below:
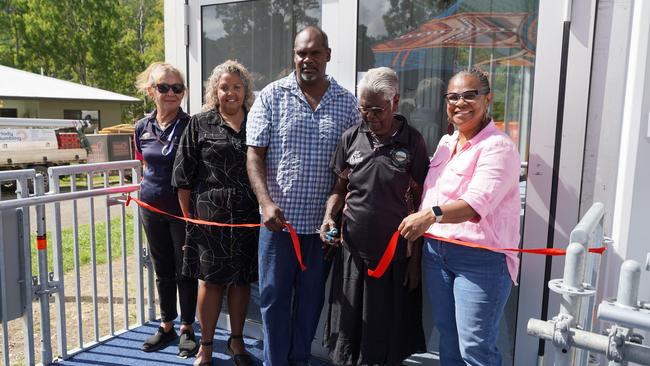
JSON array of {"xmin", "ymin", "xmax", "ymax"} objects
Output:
[{"xmin": 56, "ymin": 322, "xmax": 334, "ymax": 366}]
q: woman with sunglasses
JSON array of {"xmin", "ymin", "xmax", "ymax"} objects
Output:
[
  {"xmin": 398, "ymin": 69, "xmax": 521, "ymax": 366},
  {"xmin": 320, "ymin": 67, "xmax": 428, "ymax": 365},
  {"xmin": 172, "ymin": 60, "xmax": 258, "ymax": 366},
  {"xmin": 134, "ymin": 62, "xmax": 198, "ymax": 357}
]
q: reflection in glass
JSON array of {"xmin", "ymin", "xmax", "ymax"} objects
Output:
[
  {"xmin": 201, "ymin": 0, "xmax": 321, "ymax": 326},
  {"xmin": 357, "ymin": 1, "xmax": 539, "ymax": 364},
  {"xmin": 357, "ymin": 0, "xmax": 538, "ymax": 159},
  {"xmin": 202, "ymin": 1, "xmax": 322, "ymax": 94}
]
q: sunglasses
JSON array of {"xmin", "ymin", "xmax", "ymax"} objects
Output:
[
  {"xmin": 444, "ymin": 89, "xmax": 489, "ymax": 104},
  {"xmin": 155, "ymin": 83, "xmax": 185, "ymax": 94}
]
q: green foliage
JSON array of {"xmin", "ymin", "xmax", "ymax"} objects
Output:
[
  {"xmin": 203, "ymin": 0, "xmax": 321, "ymax": 89},
  {"xmin": 0, "ymin": 0, "xmax": 165, "ymax": 122},
  {"xmin": 382, "ymin": 0, "xmax": 454, "ymax": 40},
  {"xmin": 31, "ymin": 213, "xmax": 135, "ymax": 275}
]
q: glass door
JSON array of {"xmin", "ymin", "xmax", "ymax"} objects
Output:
[
  {"xmin": 356, "ymin": 1, "xmax": 539, "ymax": 364},
  {"xmin": 193, "ymin": 0, "xmax": 323, "ymax": 336},
  {"xmin": 199, "ymin": 0, "xmax": 322, "ymax": 97}
]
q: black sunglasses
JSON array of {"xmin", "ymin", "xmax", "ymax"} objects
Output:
[
  {"xmin": 444, "ymin": 89, "xmax": 489, "ymax": 104},
  {"xmin": 156, "ymin": 83, "xmax": 185, "ymax": 94}
]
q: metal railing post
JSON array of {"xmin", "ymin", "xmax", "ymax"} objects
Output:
[
  {"xmin": 569, "ymin": 202, "xmax": 606, "ymax": 365},
  {"xmin": 35, "ymin": 174, "xmax": 53, "ymax": 365},
  {"xmin": 118, "ymin": 170, "xmax": 129, "ymax": 330},
  {"xmin": 130, "ymin": 166, "xmax": 153, "ymax": 324},
  {"xmin": 49, "ymin": 169, "xmax": 68, "ymax": 358},
  {"xmin": 86, "ymin": 173, "xmax": 100, "ymax": 341},
  {"xmin": 16, "ymin": 175, "xmax": 35, "ymax": 366},
  {"xmin": 608, "ymin": 260, "xmax": 641, "ymax": 366},
  {"xmin": 70, "ymin": 174, "xmax": 83, "ymax": 350},
  {"xmin": 103, "ymin": 172, "xmax": 115, "ymax": 336},
  {"xmin": 548, "ymin": 242, "xmax": 587, "ymax": 365},
  {"xmin": 0, "ymin": 211, "xmax": 11, "ymax": 366}
]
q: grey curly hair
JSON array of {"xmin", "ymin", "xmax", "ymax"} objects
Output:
[{"xmin": 202, "ymin": 60, "xmax": 255, "ymax": 112}]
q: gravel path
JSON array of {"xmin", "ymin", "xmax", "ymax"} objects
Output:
[{"xmin": 1, "ymin": 249, "xmax": 153, "ymax": 365}]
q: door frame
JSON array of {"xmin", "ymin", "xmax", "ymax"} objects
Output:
[{"xmin": 166, "ymin": 0, "xmax": 598, "ymax": 364}]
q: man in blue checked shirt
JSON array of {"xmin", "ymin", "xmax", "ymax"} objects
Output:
[{"xmin": 247, "ymin": 26, "xmax": 360, "ymax": 366}]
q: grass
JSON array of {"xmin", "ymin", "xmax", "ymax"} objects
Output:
[
  {"xmin": 57, "ymin": 174, "xmax": 124, "ymax": 189},
  {"xmin": 31, "ymin": 213, "xmax": 136, "ymax": 274}
]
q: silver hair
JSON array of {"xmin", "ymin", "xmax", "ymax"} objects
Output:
[{"xmin": 357, "ymin": 67, "xmax": 399, "ymax": 101}]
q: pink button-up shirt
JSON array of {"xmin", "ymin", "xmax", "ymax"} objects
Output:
[{"xmin": 420, "ymin": 121, "xmax": 521, "ymax": 283}]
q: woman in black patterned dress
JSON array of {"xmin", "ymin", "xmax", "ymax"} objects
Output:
[{"xmin": 172, "ymin": 60, "xmax": 258, "ymax": 366}]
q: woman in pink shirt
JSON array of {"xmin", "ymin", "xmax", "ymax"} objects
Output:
[{"xmin": 399, "ymin": 69, "xmax": 520, "ymax": 366}]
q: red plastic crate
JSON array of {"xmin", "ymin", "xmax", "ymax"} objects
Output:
[{"xmin": 56, "ymin": 132, "xmax": 82, "ymax": 149}]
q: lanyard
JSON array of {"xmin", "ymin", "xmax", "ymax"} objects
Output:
[{"xmin": 160, "ymin": 120, "xmax": 179, "ymax": 156}]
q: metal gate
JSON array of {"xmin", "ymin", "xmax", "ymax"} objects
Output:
[{"xmin": 0, "ymin": 161, "xmax": 154, "ymax": 366}]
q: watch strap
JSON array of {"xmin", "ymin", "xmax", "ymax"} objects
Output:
[{"xmin": 431, "ymin": 206, "xmax": 444, "ymax": 222}]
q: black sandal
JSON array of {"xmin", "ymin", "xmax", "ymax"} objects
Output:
[
  {"xmin": 178, "ymin": 329, "xmax": 199, "ymax": 358},
  {"xmin": 141, "ymin": 326, "xmax": 177, "ymax": 353},
  {"xmin": 193, "ymin": 340, "xmax": 213, "ymax": 366},
  {"xmin": 227, "ymin": 335, "xmax": 254, "ymax": 366}
]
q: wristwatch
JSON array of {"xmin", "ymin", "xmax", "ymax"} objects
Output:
[{"xmin": 431, "ymin": 206, "xmax": 444, "ymax": 223}]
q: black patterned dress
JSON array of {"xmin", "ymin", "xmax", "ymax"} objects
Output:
[{"xmin": 172, "ymin": 109, "xmax": 259, "ymax": 285}]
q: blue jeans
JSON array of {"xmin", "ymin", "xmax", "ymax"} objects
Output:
[
  {"xmin": 422, "ymin": 238, "xmax": 512, "ymax": 366},
  {"xmin": 258, "ymin": 227, "xmax": 330, "ymax": 366}
]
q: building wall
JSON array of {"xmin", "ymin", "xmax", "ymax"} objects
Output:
[
  {"xmin": 579, "ymin": 0, "xmax": 650, "ymax": 353},
  {"xmin": 1, "ymin": 98, "xmax": 132, "ymax": 129},
  {"xmin": 609, "ymin": 0, "xmax": 650, "ymax": 314},
  {"xmin": 580, "ymin": 0, "xmax": 632, "ymax": 314},
  {"xmin": 37, "ymin": 99, "xmax": 129, "ymax": 129},
  {"xmin": 0, "ymin": 99, "xmax": 40, "ymax": 118}
]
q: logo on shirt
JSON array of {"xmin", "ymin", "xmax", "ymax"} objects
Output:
[
  {"xmin": 348, "ymin": 150, "xmax": 364, "ymax": 165},
  {"xmin": 140, "ymin": 132, "xmax": 152, "ymax": 140},
  {"xmin": 390, "ymin": 147, "xmax": 410, "ymax": 168}
]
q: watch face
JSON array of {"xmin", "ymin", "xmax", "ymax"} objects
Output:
[{"xmin": 432, "ymin": 206, "xmax": 443, "ymax": 217}]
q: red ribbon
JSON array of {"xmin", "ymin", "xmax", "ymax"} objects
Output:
[
  {"xmin": 125, "ymin": 195, "xmax": 306, "ymax": 271},
  {"xmin": 367, "ymin": 231, "xmax": 608, "ymax": 279}
]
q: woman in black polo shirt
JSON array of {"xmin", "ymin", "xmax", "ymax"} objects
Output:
[
  {"xmin": 320, "ymin": 67, "xmax": 429, "ymax": 364},
  {"xmin": 134, "ymin": 62, "xmax": 198, "ymax": 357}
]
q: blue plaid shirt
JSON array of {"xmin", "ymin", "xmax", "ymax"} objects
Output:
[{"xmin": 247, "ymin": 72, "xmax": 360, "ymax": 234}]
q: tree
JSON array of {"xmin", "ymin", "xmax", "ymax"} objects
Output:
[
  {"xmin": 382, "ymin": 0, "xmax": 454, "ymax": 40},
  {"xmin": 0, "ymin": 0, "xmax": 28, "ymax": 66},
  {"xmin": 0, "ymin": 0, "xmax": 165, "ymax": 123}
]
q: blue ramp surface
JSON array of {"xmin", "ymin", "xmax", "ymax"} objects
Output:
[{"xmin": 56, "ymin": 322, "xmax": 331, "ymax": 366}]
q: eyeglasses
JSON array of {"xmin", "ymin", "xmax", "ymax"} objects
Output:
[
  {"xmin": 155, "ymin": 83, "xmax": 185, "ymax": 94},
  {"xmin": 444, "ymin": 89, "xmax": 489, "ymax": 104},
  {"xmin": 358, "ymin": 105, "xmax": 387, "ymax": 117}
]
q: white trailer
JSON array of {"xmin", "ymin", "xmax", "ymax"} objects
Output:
[{"xmin": 0, "ymin": 117, "xmax": 89, "ymax": 190}]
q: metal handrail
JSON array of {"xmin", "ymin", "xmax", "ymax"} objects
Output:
[
  {"xmin": 527, "ymin": 202, "xmax": 619, "ymax": 366},
  {"xmin": 0, "ymin": 185, "xmax": 139, "ymax": 210}
]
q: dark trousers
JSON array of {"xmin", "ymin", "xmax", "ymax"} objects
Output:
[{"xmin": 141, "ymin": 209, "xmax": 197, "ymax": 325}]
